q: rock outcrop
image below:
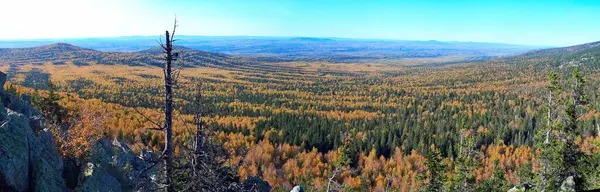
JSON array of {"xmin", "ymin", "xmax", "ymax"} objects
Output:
[
  {"xmin": 290, "ymin": 185, "xmax": 304, "ymax": 192},
  {"xmin": 0, "ymin": 71, "xmax": 150, "ymax": 192},
  {"xmin": 0, "ymin": 109, "xmax": 32, "ymax": 191},
  {"xmin": 0, "ymin": 71, "xmax": 67, "ymax": 192},
  {"xmin": 32, "ymin": 132, "xmax": 69, "ymax": 192},
  {"xmin": 76, "ymin": 163, "xmax": 121, "ymax": 192},
  {"xmin": 507, "ymin": 186, "xmax": 525, "ymax": 192},
  {"xmin": 559, "ymin": 176, "xmax": 576, "ymax": 192},
  {"xmin": 87, "ymin": 137, "xmax": 162, "ymax": 191}
]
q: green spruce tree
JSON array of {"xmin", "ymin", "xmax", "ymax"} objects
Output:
[
  {"xmin": 425, "ymin": 145, "xmax": 446, "ymax": 192},
  {"xmin": 447, "ymin": 130, "xmax": 479, "ymax": 192}
]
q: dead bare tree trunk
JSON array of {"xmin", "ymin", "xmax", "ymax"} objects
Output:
[
  {"xmin": 192, "ymin": 84, "xmax": 205, "ymax": 178},
  {"xmin": 161, "ymin": 20, "xmax": 178, "ymax": 192},
  {"xmin": 385, "ymin": 177, "xmax": 391, "ymax": 192},
  {"xmin": 327, "ymin": 167, "xmax": 339, "ymax": 192},
  {"xmin": 131, "ymin": 19, "xmax": 181, "ymax": 192},
  {"xmin": 546, "ymin": 90, "xmax": 552, "ymax": 144},
  {"xmin": 163, "ymin": 29, "xmax": 174, "ymax": 192}
]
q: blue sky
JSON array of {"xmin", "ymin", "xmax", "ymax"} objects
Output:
[{"xmin": 2, "ymin": 0, "xmax": 600, "ymax": 46}]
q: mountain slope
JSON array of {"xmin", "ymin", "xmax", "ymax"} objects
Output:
[
  {"xmin": 497, "ymin": 41, "xmax": 600, "ymax": 69},
  {"xmin": 0, "ymin": 43, "xmax": 101, "ymax": 65},
  {"xmin": 520, "ymin": 41, "xmax": 600, "ymax": 57},
  {"xmin": 0, "ymin": 43, "xmax": 251, "ymax": 68}
]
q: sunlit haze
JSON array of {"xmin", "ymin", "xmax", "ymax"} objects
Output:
[{"xmin": 2, "ymin": 0, "xmax": 600, "ymax": 46}]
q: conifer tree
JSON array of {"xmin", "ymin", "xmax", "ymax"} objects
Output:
[
  {"xmin": 560, "ymin": 68, "xmax": 588, "ymax": 191},
  {"xmin": 537, "ymin": 68, "xmax": 590, "ymax": 191},
  {"xmin": 448, "ymin": 130, "xmax": 478, "ymax": 192},
  {"xmin": 425, "ymin": 145, "xmax": 446, "ymax": 192},
  {"xmin": 537, "ymin": 71, "xmax": 564, "ymax": 192}
]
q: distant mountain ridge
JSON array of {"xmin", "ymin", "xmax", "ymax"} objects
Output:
[
  {"xmin": 0, "ymin": 36, "xmax": 545, "ymax": 62},
  {"xmin": 1, "ymin": 40, "xmax": 598, "ymax": 69},
  {"xmin": 138, "ymin": 45, "xmax": 195, "ymax": 54}
]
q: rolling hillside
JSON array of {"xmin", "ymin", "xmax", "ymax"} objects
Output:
[
  {"xmin": 504, "ymin": 41, "xmax": 600, "ymax": 69},
  {"xmin": 520, "ymin": 41, "xmax": 600, "ymax": 57},
  {"xmin": 0, "ymin": 43, "xmax": 253, "ymax": 68}
]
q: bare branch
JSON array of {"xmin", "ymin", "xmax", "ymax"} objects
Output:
[
  {"xmin": 178, "ymin": 115, "xmax": 195, "ymax": 132},
  {"xmin": 172, "ymin": 70, "xmax": 181, "ymax": 87},
  {"xmin": 385, "ymin": 177, "xmax": 391, "ymax": 192},
  {"xmin": 146, "ymin": 127, "xmax": 165, "ymax": 131},
  {"xmin": 157, "ymin": 38, "xmax": 167, "ymax": 50},
  {"xmin": 327, "ymin": 167, "xmax": 340, "ymax": 192},
  {"xmin": 171, "ymin": 17, "xmax": 178, "ymax": 40},
  {"xmin": 133, "ymin": 107, "xmax": 163, "ymax": 129}
]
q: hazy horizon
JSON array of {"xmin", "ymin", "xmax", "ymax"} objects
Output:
[
  {"xmin": 2, "ymin": 0, "xmax": 600, "ymax": 46},
  {"xmin": 0, "ymin": 35, "xmax": 556, "ymax": 47}
]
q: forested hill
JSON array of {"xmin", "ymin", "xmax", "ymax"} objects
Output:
[
  {"xmin": 492, "ymin": 40, "xmax": 600, "ymax": 69},
  {"xmin": 520, "ymin": 41, "xmax": 600, "ymax": 57},
  {"xmin": 0, "ymin": 43, "xmax": 253, "ymax": 68},
  {"xmin": 0, "ymin": 43, "xmax": 99, "ymax": 65}
]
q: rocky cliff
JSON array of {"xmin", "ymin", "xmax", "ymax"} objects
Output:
[
  {"xmin": 0, "ymin": 72, "xmax": 158, "ymax": 192},
  {"xmin": 0, "ymin": 71, "xmax": 67, "ymax": 192}
]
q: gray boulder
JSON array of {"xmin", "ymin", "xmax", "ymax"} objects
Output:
[
  {"xmin": 0, "ymin": 111, "xmax": 33, "ymax": 191},
  {"xmin": 0, "ymin": 90, "xmax": 43, "ymax": 134},
  {"xmin": 31, "ymin": 132, "xmax": 67, "ymax": 192},
  {"xmin": 89, "ymin": 138, "xmax": 115, "ymax": 166},
  {"xmin": 111, "ymin": 138, "xmax": 138, "ymax": 168},
  {"xmin": 0, "ymin": 109, "xmax": 68, "ymax": 192},
  {"xmin": 86, "ymin": 138, "xmax": 159, "ymax": 191},
  {"xmin": 0, "ymin": 82, "xmax": 41, "ymax": 119},
  {"xmin": 0, "ymin": 73, "xmax": 67, "ymax": 192},
  {"xmin": 559, "ymin": 176, "xmax": 576, "ymax": 192},
  {"xmin": 291, "ymin": 185, "xmax": 304, "ymax": 192},
  {"xmin": 6, "ymin": 95, "xmax": 36, "ymax": 118},
  {"xmin": 76, "ymin": 163, "xmax": 121, "ymax": 192},
  {"xmin": 507, "ymin": 186, "xmax": 524, "ymax": 192}
]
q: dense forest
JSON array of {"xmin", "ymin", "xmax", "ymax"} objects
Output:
[{"xmin": 2, "ymin": 41, "xmax": 600, "ymax": 191}]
